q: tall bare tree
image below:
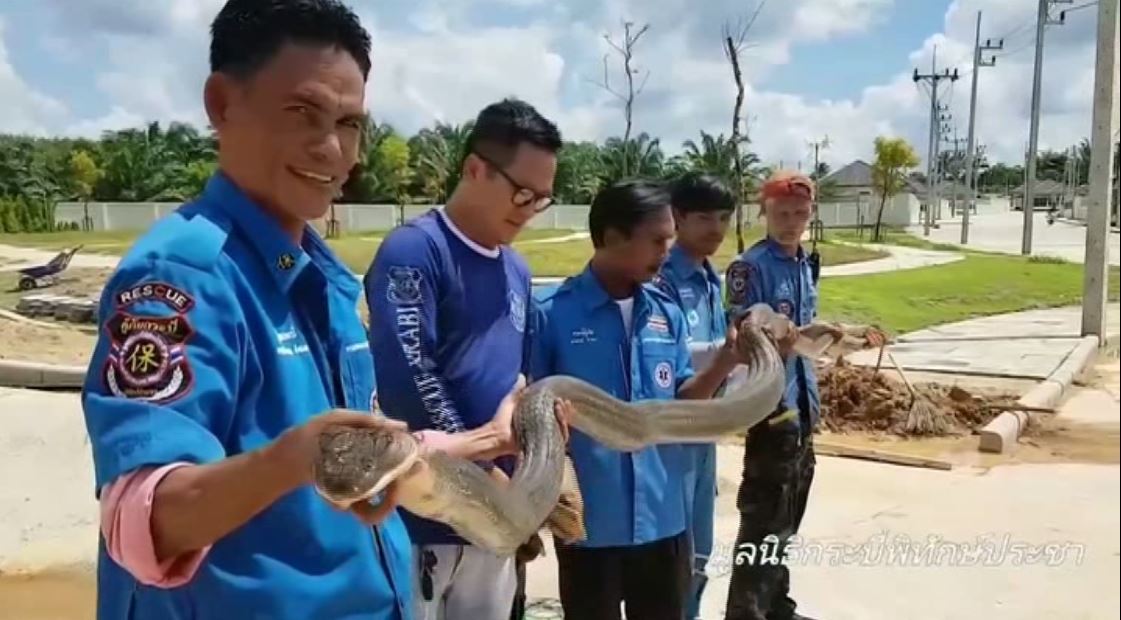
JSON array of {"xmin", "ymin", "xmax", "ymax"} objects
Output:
[
  {"xmin": 593, "ymin": 21, "xmax": 651, "ymax": 177},
  {"xmin": 723, "ymin": 2, "xmax": 766, "ymax": 253}
]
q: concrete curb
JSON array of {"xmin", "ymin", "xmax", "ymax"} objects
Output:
[
  {"xmin": 978, "ymin": 335, "xmax": 1102, "ymax": 453},
  {"xmin": 0, "ymin": 359, "xmax": 87, "ymax": 389}
]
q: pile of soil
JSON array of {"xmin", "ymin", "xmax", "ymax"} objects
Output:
[{"xmin": 819, "ymin": 359, "xmax": 1016, "ymax": 437}]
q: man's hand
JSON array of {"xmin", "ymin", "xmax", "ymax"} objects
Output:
[
  {"xmin": 756, "ymin": 313, "xmax": 799, "ymax": 359},
  {"xmin": 491, "ymin": 375, "xmax": 576, "ymax": 451},
  {"xmin": 272, "ymin": 410, "xmax": 407, "ymax": 525}
]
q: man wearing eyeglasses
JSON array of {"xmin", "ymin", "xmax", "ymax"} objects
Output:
[{"xmin": 364, "ymin": 98, "xmax": 562, "ymax": 620}]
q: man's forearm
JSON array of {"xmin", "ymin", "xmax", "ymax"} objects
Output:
[{"xmin": 151, "ymin": 442, "xmax": 301, "ymax": 562}]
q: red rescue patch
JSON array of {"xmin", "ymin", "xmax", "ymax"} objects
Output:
[{"xmin": 115, "ymin": 282, "xmax": 195, "ymax": 313}]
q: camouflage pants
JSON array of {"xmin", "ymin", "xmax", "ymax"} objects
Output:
[{"xmin": 724, "ymin": 422, "xmax": 816, "ymax": 620}]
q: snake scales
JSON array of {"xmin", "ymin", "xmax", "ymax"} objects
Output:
[{"xmin": 312, "ymin": 304, "xmax": 874, "ymax": 556}]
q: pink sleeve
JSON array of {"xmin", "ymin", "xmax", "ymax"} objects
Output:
[{"xmin": 99, "ymin": 462, "xmax": 211, "ymax": 588}]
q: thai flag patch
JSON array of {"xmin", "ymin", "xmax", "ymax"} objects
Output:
[{"xmin": 647, "ymin": 315, "xmax": 669, "ymax": 333}]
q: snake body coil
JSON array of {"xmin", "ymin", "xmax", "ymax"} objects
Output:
[{"xmin": 314, "ymin": 303, "xmax": 797, "ymax": 556}]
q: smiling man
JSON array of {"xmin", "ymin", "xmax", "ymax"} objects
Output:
[
  {"xmin": 81, "ymin": 1, "xmax": 414, "ymax": 619},
  {"xmin": 365, "ymin": 98, "xmax": 563, "ymax": 620}
]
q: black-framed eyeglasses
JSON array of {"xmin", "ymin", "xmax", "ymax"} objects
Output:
[{"xmin": 471, "ymin": 151, "xmax": 555, "ymax": 213}]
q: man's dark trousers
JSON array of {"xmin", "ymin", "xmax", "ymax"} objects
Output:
[{"xmin": 724, "ymin": 420, "xmax": 816, "ymax": 620}]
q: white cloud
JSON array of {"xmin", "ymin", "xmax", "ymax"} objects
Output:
[
  {"xmin": 0, "ymin": 18, "xmax": 69, "ymax": 136},
  {"xmin": 3, "ymin": 0, "xmax": 1107, "ymax": 173}
]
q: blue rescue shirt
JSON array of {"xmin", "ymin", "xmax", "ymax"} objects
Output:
[
  {"xmin": 81, "ymin": 173, "xmax": 412, "ymax": 620},
  {"xmin": 654, "ymin": 243, "xmax": 727, "ymax": 357},
  {"xmin": 724, "ymin": 237, "xmax": 821, "ymax": 431},
  {"xmin": 365, "ymin": 208, "xmax": 531, "ymax": 546},
  {"xmin": 530, "ymin": 265, "xmax": 695, "ymax": 548}
]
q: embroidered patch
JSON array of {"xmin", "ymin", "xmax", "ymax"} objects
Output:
[
  {"xmin": 775, "ymin": 299, "xmax": 794, "ymax": 318},
  {"xmin": 653, "ymin": 361, "xmax": 674, "ymax": 389},
  {"xmin": 115, "ymin": 282, "xmax": 194, "ymax": 313},
  {"xmin": 277, "ymin": 253, "xmax": 297, "ymax": 271},
  {"xmin": 726, "ymin": 262, "xmax": 751, "ymax": 306},
  {"xmin": 647, "ymin": 315, "xmax": 669, "ymax": 333},
  {"xmin": 570, "ymin": 327, "xmax": 596, "ymax": 344},
  {"xmin": 508, "ymin": 290, "xmax": 526, "ymax": 333},
  {"xmin": 103, "ymin": 312, "xmax": 194, "ymax": 403},
  {"xmin": 387, "ymin": 266, "xmax": 423, "ymax": 305},
  {"xmin": 687, "ymin": 309, "xmax": 700, "ymax": 327}
]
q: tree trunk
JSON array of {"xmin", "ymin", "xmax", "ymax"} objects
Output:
[
  {"xmin": 873, "ymin": 191, "xmax": 889, "ymax": 242},
  {"xmin": 726, "ymin": 35, "xmax": 746, "ymax": 254}
]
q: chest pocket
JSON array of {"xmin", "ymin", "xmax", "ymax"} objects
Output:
[
  {"xmin": 639, "ymin": 341, "xmax": 677, "ymax": 399},
  {"xmin": 339, "ymin": 342, "xmax": 377, "ymax": 412}
]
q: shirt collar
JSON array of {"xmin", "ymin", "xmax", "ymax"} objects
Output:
[
  {"xmin": 764, "ymin": 236, "xmax": 806, "ymax": 264},
  {"xmin": 438, "ymin": 207, "xmax": 501, "ymax": 259},
  {"xmin": 668, "ymin": 243, "xmax": 721, "ymax": 287},
  {"xmin": 200, "ymin": 171, "xmax": 358, "ymax": 297},
  {"xmin": 571, "ymin": 263, "xmax": 653, "ymax": 316}
]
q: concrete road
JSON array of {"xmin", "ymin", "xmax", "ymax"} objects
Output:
[
  {"xmin": 2, "ymin": 360, "xmax": 1118, "ymax": 620},
  {"xmin": 908, "ymin": 211, "xmax": 1120, "ymax": 266}
]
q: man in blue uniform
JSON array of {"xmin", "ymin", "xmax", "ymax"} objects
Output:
[
  {"xmin": 722, "ymin": 171, "xmax": 823, "ymax": 620},
  {"xmin": 81, "ymin": 2, "xmax": 413, "ymax": 618},
  {"xmin": 365, "ymin": 98, "xmax": 563, "ymax": 620},
  {"xmin": 531, "ymin": 179, "xmax": 754, "ymax": 620},
  {"xmin": 653, "ymin": 172, "xmax": 735, "ymax": 620}
]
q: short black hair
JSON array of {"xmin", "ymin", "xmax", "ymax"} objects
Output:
[
  {"xmin": 210, "ymin": 0, "xmax": 372, "ymax": 81},
  {"xmin": 589, "ymin": 179, "xmax": 672, "ymax": 248},
  {"xmin": 671, "ymin": 172, "xmax": 736, "ymax": 214},
  {"xmin": 465, "ymin": 98, "xmax": 563, "ymax": 167}
]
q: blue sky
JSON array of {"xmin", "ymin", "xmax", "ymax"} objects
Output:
[{"xmin": 0, "ymin": 0, "xmax": 1105, "ymax": 168}]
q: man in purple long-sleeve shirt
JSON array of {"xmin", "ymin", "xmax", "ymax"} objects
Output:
[{"xmin": 364, "ymin": 98, "xmax": 563, "ymax": 620}]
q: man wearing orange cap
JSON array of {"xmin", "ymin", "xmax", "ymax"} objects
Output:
[{"xmin": 722, "ymin": 171, "xmax": 823, "ymax": 620}]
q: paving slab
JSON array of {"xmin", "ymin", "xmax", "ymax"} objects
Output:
[{"xmin": 847, "ymin": 304, "xmax": 1121, "ymax": 380}]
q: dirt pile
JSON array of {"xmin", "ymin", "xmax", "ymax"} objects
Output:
[{"xmin": 819, "ymin": 359, "xmax": 1016, "ymax": 437}]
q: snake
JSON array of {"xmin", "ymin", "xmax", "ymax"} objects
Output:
[{"xmin": 312, "ymin": 303, "xmax": 882, "ymax": 557}]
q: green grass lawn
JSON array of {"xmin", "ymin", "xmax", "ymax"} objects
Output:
[
  {"xmin": 3, "ymin": 228, "xmax": 1118, "ymax": 337},
  {"xmin": 0, "ymin": 226, "xmax": 885, "ymax": 277},
  {"xmin": 819, "ymin": 253, "xmax": 1121, "ymax": 334},
  {"xmin": 829, "ymin": 227, "xmax": 967, "ymax": 253}
]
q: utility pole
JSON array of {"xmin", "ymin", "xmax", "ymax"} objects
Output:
[
  {"xmin": 933, "ymin": 107, "xmax": 953, "ymax": 224},
  {"xmin": 914, "ymin": 45, "xmax": 959, "ymax": 236},
  {"xmin": 1082, "ymin": 0, "xmax": 1119, "ymax": 341},
  {"xmin": 962, "ymin": 10, "xmax": 1003, "ymax": 244},
  {"xmin": 808, "ymin": 135, "xmax": 830, "ymax": 243},
  {"xmin": 944, "ymin": 131, "xmax": 968, "ymax": 215},
  {"xmin": 1023, "ymin": 0, "xmax": 1073, "ymax": 255}
]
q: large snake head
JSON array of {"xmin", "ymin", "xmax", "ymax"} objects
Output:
[
  {"xmin": 313, "ymin": 425, "xmax": 421, "ymax": 509},
  {"xmin": 800, "ymin": 322, "xmax": 892, "ymax": 359}
]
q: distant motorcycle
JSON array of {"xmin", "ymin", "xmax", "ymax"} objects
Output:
[{"xmin": 1046, "ymin": 209, "xmax": 1057, "ymax": 226}]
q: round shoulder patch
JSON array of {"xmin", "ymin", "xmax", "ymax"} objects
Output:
[{"xmin": 653, "ymin": 361, "xmax": 674, "ymax": 390}]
